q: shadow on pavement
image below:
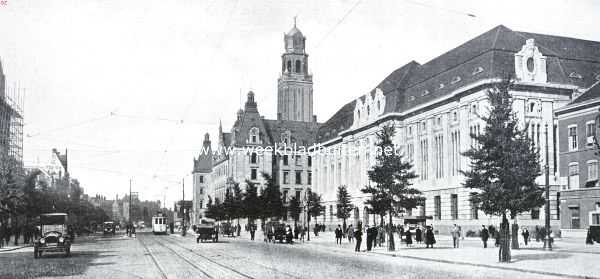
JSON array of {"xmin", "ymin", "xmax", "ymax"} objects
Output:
[
  {"xmin": 511, "ymin": 252, "xmax": 571, "ymax": 262},
  {"xmin": 0, "ymin": 250, "xmax": 116, "ymax": 279}
]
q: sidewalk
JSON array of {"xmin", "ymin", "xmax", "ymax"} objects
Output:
[
  {"xmin": 299, "ymin": 231, "xmax": 600, "ymax": 279},
  {"xmin": 0, "ymin": 243, "xmax": 32, "ymax": 253}
]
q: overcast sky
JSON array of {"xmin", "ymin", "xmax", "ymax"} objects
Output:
[{"xmin": 1, "ymin": 0, "xmax": 599, "ymax": 209}]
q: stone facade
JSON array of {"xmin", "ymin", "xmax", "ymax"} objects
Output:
[{"xmin": 312, "ymin": 25, "xmax": 600, "ymax": 233}]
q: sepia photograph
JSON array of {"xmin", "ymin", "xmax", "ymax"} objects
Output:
[{"xmin": 1, "ymin": 0, "xmax": 600, "ymax": 278}]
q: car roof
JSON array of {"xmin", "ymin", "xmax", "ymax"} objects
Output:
[{"xmin": 40, "ymin": 213, "xmax": 67, "ymax": 216}]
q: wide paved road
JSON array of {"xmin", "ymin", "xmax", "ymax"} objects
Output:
[{"xmin": 0, "ymin": 231, "xmax": 566, "ymax": 279}]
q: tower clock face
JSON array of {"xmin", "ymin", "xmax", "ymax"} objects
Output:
[{"xmin": 526, "ymin": 57, "xmax": 535, "ymax": 72}]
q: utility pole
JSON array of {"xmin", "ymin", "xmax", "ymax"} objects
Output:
[
  {"xmin": 182, "ymin": 178, "xmax": 186, "ymax": 236},
  {"xmin": 129, "ymin": 179, "xmax": 132, "ymax": 237},
  {"xmin": 544, "ymin": 124, "xmax": 552, "ymax": 250}
]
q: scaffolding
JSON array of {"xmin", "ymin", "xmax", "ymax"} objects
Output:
[{"xmin": 0, "ymin": 75, "xmax": 24, "ymax": 178}]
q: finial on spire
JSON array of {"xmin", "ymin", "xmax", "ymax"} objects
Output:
[{"xmin": 294, "ymin": 16, "xmax": 297, "ymax": 27}]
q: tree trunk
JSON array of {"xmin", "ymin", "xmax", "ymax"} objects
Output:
[
  {"xmin": 342, "ymin": 218, "xmax": 347, "ymax": 233},
  {"xmin": 388, "ymin": 211, "xmax": 395, "ymax": 251},
  {"xmin": 499, "ymin": 213, "xmax": 511, "ymax": 262}
]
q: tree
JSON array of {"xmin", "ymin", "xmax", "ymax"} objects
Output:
[
  {"xmin": 242, "ymin": 180, "xmax": 260, "ymax": 225},
  {"xmin": 362, "ymin": 124, "xmax": 420, "ymax": 251},
  {"xmin": 462, "ymin": 79, "xmax": 544, "ymax": 262},
  {"xmin": 260, "ymin": 172, "xmax": 285, "ymax": 220},
  {"xmin": 335, "ymin": 185, "xmax": 354, "ymax": 231},
  {"xmin": 307, "ymin": 191, "xmax": 324, "ymax": 227},
  {"xmin": 288, "ymin": 196, "xmax": 302, "ymax": 228},
  {"xmin": 223, "ymin": 187, "xmax": 235, "ymax": 222}
]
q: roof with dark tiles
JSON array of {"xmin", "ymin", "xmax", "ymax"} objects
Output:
[{"xmin": 316, "ymin": 25, "xmax": 600, "ymax": 143}]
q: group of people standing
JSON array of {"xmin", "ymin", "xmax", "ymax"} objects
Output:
[{"xmin": 336, "ymin": 222, "xmax": 437, "ymax": 252}]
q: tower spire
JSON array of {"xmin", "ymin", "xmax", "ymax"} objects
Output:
[{"xmin": 294, "ymin": 16, "xmax": 297, "ymax": 27}]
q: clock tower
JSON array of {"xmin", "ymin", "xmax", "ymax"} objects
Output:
[{"xmin": 277, "ymin": 19, "xmax": 314, "ymax": 122}]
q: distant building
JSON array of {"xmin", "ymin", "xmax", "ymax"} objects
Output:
[
  {"xmin": 0, "ymin": 58, "xmax": 24, "ymax": 177},
  {"xmin": 555, "ymin": 82, "xmax": 600, "ymax": 236},
  {"xmin": 192, "ymin": 22, "xmax": 320, "ymax": 226}
]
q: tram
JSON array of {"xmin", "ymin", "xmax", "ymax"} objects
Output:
[{"xmin": 152, "ymin": 213, "xmax": 168, "ymax": 235}]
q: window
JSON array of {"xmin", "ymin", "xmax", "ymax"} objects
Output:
[
  {"xmin": 568, "ymin": 125, "xmax": 578, "ymax": 151},
  {"xmin": 295, "ymin": 171, "xmax": 302, "ymax": 184},
  {"xmin": 470, "ymin": 194, "xmax": 478, "ymax": 220},
  {"xmin": 330, "ymin": 205, "xmax": 334, "ymax": 217},
  {"xmin": 531, "ymin": 208, "xmax": 540, "ymax": 219},
  {"xmin": 451, "ymin": 194, "xmax": 458, "ymax": 220},
  {"xmin": 434, "ymin": 135, "xmax": 444, "ymax": 179},
  {"xmin": 407, "ymin": 143, "xmax": 414, "ymax": 163},
  {"xmin": 307, "ymin": 171, "xmax": 312, "ymax": 185},
  {"xmin": 199, "ymin": 175, "xmax": 204, "ymax": 183},
  {"xmin": 434, "ymin": 196, "xmax": 441, "ymax": 220},
  {"xmin": 286, "ymin": 60, "xmax": 292, "ymax": 73},
  {"xmin": 588, "ymin": 161, "xmax": 598, "ymax": 181},
  {"xmin": 250, "ymin": 168, "xmax": 258, "ymax": 180},
  {"xmin": 295, "ymin": 190, "xmax": 301, "ymax": 201},
  {"xmin": 586, "ymin": 121, "xmax": 595, "ymax": 146},
  {"xmin": 570, "ymin": 206, "xmax": 580, "ymax": 229},
  {"xmin": 307, "ymin": 156, "xmax": 312, "ymax": 167},
  {"xmin": 529, "ymin": 102, "xmax": 535, "ymax": 113},
  {"xmin": 436, "ymin": 117, "xmax": 441, "ymax": 126},
  {"xmin": 453, "ymin": 111, "xmax": 457, "ymax": 122},
  {"xmin": 420, "ymin": 139, "xmax": 428, "ymax": 180},
  {"xmin": 283, "ymin": 171, "xmax": 289, "ymax": 184},
  {"xmin": 408, "ymin": 126, "xmax": 412, "ymax": 136},
  {"xmin": 295, "ymin": 155, "xmax": 302, "ymax": 166},
  {"xmin": 249, "ymin": 127, "xmax": 259, "ymax": 144},
  {"xmin": 250, "ymin": 153, "xmax": 257, "ymax": 164},
  {"xmin": 568, "ymin": 163, "xmax": 579, "ymax": 189},
  {"xmin": 283, "ymin": 155, "xmax": 289, "ymax": 166},
  {"xmin": 295, "ymin": 60, "xmax": 301, "ymax": 73}
]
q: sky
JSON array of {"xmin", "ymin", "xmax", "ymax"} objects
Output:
[{"xmin": 1, "ymin": 0, "xmax": 599, "ymax": 209}]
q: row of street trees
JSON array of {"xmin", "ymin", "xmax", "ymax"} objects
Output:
[
  {"xmin": 205, "ymin": 173, "xmax": 325, "ymax": 230},
  {"xmin": 1, "ymin": 167, "xmax": 110, "ymax": 240}
]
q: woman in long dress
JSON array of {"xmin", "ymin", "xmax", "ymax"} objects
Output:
[{"xmin": 405, "ymin": 229, "xmax": 413, "ymax": 247}]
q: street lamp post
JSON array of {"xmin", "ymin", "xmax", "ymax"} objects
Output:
[{"xmin": 544, "ymin": 124, "xmax": 552, "ymax": 250}]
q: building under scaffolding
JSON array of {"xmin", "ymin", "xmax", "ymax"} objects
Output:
[{"xmin": 0, "ymin": 59, "xmax": 24, "ymax": 177}]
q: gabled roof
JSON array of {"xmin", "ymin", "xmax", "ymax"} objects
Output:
[{"xmin": 570, "ymin": 81, "xmax": 600, "ymax": 105}]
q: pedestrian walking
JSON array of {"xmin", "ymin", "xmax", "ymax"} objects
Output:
[
  {"xmin": 425, "ymin": 226, "xmax": 436, "ymax": 248},
  {"xmin": 405, "ymin": 229, "xmax": 413, "ymax": 247},
  {"xmin": 398, "ymin": 225, "xmax": 405, "ymax": 244},
  {"xmin": 300, "ymin": 226, "xmax": 306, "ymax": 242},
  {"xmin": 354, "ymin": 222, "xmax": 363, "ymax": 252},
  {"xmin": 480, "ymin": 225, "xmax": 489, "ymax": 248},
  {"xmin": 535, "ymin": 225, "xmax": 541, "ymax": 242},
  {"xmin": 347, "ymin": 225, "xmax": 354, "ymax": 243},
  {"xmin": 365, "ymin": 225, "xmax": 373, "ymax": 251},
  {"xmin": 237, "ymin": 223, "xmax": 241, "ymax": 237},
  {"xmin": 451, "ymin": 224, "xmax": 460, "ymax": 248},
  {"xmin": 294, "ymin": 226, "xmax": 299, "ymax": 240},
  {"xmin": 335, "ymin": 225, "xmax": 343, "ymax": 244},
  {"xmin": 415, "ymin": 226, "xmax": 422, "ymax": 244},
  {"xmin": 522, "ymin": 227, "xmax": 530, "ymax": 246},
  {"xmin": 377, "ymin": 226, "xmax": 385, "ymax": 247},
  {"xmin": 250, "ymin": 224, "xmax": 256, "ymax": 241}
]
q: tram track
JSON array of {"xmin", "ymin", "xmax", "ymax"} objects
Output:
[
  {"xmin": 162, "ymin": 235, "xmax": 303, "ymax": 279},
  {"xmin": 161, "ymin": 236, "xmax": 257, "ymax": 279},
  {"xmin": 137, "ymin": 235, "xmax": 169, "ymax": 279}
]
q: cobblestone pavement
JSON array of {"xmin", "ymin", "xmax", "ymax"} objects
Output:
[{"xmin": 0, "ymin": 230, "xmax": 580, "ymax": 279}]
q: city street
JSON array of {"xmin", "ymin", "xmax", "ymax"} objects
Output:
[{"xmin": 0, "ymin": 231, "xmax": 580, "ymax": 279}]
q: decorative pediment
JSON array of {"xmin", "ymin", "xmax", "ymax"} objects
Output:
[
  {"xmin": 514, "ymin": 39, "xmax": 547, "ymax": 83},
  {"xmin": 353, "ymin": 88, "xmax": 386, "ymax": 128}
]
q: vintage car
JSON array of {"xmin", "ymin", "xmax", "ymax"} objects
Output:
[
  {"xmin": 34, "ymin": 213, "xmax": 72, "ymax": 258},
  {"xmin": 265, "ymin": 221, "xmax": 286, "ymax": 243},
  {"xmin": 196, "ymin": 219, "xmax": 218, "ymax": 243},
  {"xmin": 103, "ymin": 221, "xmax": 116, "ymax": 235}
]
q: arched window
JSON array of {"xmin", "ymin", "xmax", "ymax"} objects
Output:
[
  {"xmin": 367, "ymin": 106, "xmax": 370, "ymax": 116},
  {"xmin": 377, "ymin": 101, "xmax": 381, "ymax": 111},
  {"xmin": 286, "ymin": 60, "xmax": 292, "ymax": 73},
  {"xmin": 295, "ymin": 60, "xmax": 301, "ymax": 73},
  {"xmin": 250, "ymin": 153, "xmax": 257, "ymax": 164},
  {"xmin": 249, "ymin": 127, "xmax": 259, "ymax": 144}
]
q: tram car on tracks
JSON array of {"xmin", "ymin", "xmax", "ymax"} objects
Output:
[{"xmin": 152, "ymin": 213, "xmax": 168, "ymax": 235}]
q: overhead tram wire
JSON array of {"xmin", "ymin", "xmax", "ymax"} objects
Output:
[
  {"xmin": 314, "ymin": 0, "xmax": 363, "ymax": 50},
  {"xmin": 151, "ymin": 0, "xmax": 240, "ymax": 180}
]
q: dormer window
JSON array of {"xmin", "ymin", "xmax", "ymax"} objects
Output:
[
  {"xmin": 377, "ymin": 101, "xmax": 381, "ymax": 111},
  {"xmin": 422, "ymin": 90, "xmax": 430, "ymax": 96},
  {"xmin": 451, "ymin": 76, "xmax": 461, "ymax": 84},
  {"xmin": 472, "ymin": 67, "xmax": 484, "ymax": 75},
  {"xmin": 569, "ymin": 72, "xmax": 583, "ymax": 79},
  {"xmin": 439, "ymin": 84, "xmax": 445, "ymax": 89},
  {"xmin": 249, "ymin": 127, "xmax": 259, "ymax": 144}
]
